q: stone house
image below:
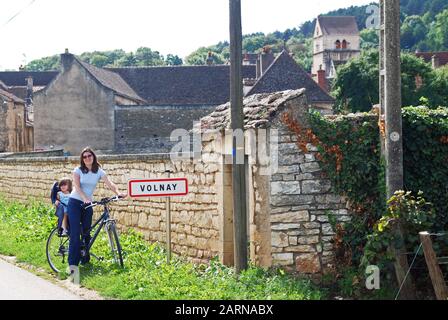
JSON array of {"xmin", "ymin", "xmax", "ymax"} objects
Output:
[
  {"xmin": 0, "ymin": 49, "xmax": 334, "ymax": 155},
  {"xmin": 0, "ymin": 80, "xmax": 33, "ymax": 153},
  {"xmin": 246, "ymin": 51, "xmax": 335, "ymax": 114},
  {"xmin": 415, "ymin": 51, "xmax": 448, "ymax": 69},
  {"xmin": 33, "ymin": 51, "xmax": 146, "ymax": 155},
  {"xmin": 109, "ymin": 64, "xmax": 257, "ymax": 153},
  {"xmin": 311, "ymin": 16, "xmax": 361, "ymax": 86}
]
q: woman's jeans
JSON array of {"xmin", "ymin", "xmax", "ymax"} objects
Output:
[{"xmin": 67, "ymin": 198, "xmax": 93, "ymax": 266}]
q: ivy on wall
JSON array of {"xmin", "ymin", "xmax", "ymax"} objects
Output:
[
  {"xmin": 307, "ymin": 112, "xmax": 386, "ymax": 265},
  {"xmin": 402, "ymin": 107, "xmax": 448, "ymax": 228},
  {"xmin": 304, "ymin": 107, "xmax": 448, "ymax": 268}
]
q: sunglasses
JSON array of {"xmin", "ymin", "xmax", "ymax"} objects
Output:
[{"xmin": 83, "ymin": 154, "xmax": 93, "ymax": 159}]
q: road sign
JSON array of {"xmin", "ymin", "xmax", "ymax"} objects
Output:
[{"xmin": 128, "ymin": 178, "xmax": 188, "ymax": 198}]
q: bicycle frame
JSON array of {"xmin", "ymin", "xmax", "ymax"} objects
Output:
[{"xmin": 82, "ymin": 204, "xmax": 115, "ymax": 254}]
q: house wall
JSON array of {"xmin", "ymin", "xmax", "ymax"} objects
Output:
[
  {"xmin": 115, "ymin": 105, "xmax": 217, "ymax": 154},
  {"xmin": 34, "ymin": 61, "xmax": 115, "ymax": 155},
  {"xmin": 0, "ymin": 98, "xmax": 8, "ymax": 152},
  {"xmin": 312, "ymin": 33, "xmax": 360, "ymax": 76},
  {"xmin": 323, "ymin": 35, "xmax": 360, "ymax": 52},
  {"xmin": 0, "ymin": 99, "xmax": 32, "ymax": 153}
]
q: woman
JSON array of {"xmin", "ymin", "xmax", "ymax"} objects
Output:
[{"xmin": 67, "ymin": 147, "xmax": 126, "ymax": 271}]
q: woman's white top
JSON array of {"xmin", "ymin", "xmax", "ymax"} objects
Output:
[{"xmin": 70, "ymin": 167, "xmax": 106, "ymax": 202}]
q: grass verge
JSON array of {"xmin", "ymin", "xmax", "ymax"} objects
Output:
[{"xmin": 0, "ymin": 197, "xmax": 324, "ymax": 300}]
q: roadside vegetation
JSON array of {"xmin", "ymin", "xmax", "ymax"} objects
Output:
[{"xmin": 0, "ymin": 197, "xmax": 323, "ymax": 300}]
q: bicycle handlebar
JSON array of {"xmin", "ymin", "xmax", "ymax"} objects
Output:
[{"xmin": 82, "ymin": 195, "xmax": 124, "ymax": 209}]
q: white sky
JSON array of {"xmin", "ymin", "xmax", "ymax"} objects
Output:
[{"xmin": 0, "ymin": 0, "xmax": 375, "ymax": 70}]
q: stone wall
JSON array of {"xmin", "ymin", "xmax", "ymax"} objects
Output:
[
  {"xmin": 267, "ymin": 115, "xmax": 350, "ymax": 274},
  {"xmin": 114, "ymin": 105, "xmax": 217, "ymax": 153},
  {"xmin": 0, "ymin": 153, "xmax": 220, "ymax": 264}
]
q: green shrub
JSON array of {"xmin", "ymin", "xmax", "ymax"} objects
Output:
[{"xmin": 308, "ymin": 107, "xmax": 448, "ymax": 270}]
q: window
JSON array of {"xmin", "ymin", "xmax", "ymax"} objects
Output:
[
  {"xmin": 342, "ymin": 40, "xmax": 348, "ymax": 49},
  {"xmin": 335, "ymin": 40, "xmax": 341, "ymax": 49}
]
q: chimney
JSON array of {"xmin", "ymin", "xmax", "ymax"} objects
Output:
[
  {"xmin": 256, "ymin": 56, "xmax": 261, "ymax": 79},
  {"xmin": 206, "ymin": 51, "xmax": 214, "ymax": 66},
  {"xmin": 317, "ymin": 68, "xmax": 328, "ymax": 92},
  {"xmin": 258, "ymin": 46, "xmax": 275, "ymax": 77},
  {"xmin": 61, "ymin": 48, "xmax": 74, "ymax": 72},
  {"xmin": 432, "ymin": 55, "xmax": 440, "ymax": 69}
]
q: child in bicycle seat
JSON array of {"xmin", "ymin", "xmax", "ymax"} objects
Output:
[{"xmin": 56, "ymin": 178, "xmax": 72, "ymax": 236}]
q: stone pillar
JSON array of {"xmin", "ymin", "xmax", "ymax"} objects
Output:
[{"xmin": 218, "ymin": 161, "xmax": 234, "ymax": 266}]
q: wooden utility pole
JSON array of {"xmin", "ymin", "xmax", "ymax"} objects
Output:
[
  {"xmin": 379, "ymin": 0, "xmax": 416, "ymax": 299},
  {"xmin": 229, "ymin": 0, "xmax": 248, "ymax": 274}
]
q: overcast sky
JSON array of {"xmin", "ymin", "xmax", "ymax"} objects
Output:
[{"xmin": 0, "ymin": 0, "xmax": 375, "ymax": 70}]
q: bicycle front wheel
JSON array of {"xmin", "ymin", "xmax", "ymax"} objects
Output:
[
  {"xmin": 46, "ymin": 227, "xmax": 70, "ymax": 274},
  {"xmin": 105, "ymin": 222, "xmax": 123, "ymax": 267}
]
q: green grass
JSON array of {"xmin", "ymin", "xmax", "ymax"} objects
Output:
[{"xmin": 0, "ymin": 197, "xmax": 324, "ymax": 300}]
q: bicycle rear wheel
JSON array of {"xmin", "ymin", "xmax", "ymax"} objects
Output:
[
  {"xmin": 46, "ymin": 227, "xmax": 70, "ymax": 274},
  {"xmin": 105, "ymin": 222, "xmax": 123, "ymax": 267}
]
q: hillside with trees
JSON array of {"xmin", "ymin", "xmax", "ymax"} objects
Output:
[
  {"xmin": 25, "ymin": 48, "xmax": 183, "ymax": 71},
  {"xmin": 24, "ymin": 0, "xmax": 448, "ymax": 72}
]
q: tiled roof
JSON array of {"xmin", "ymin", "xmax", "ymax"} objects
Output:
[
  {"xmin": 0, "ymin": 71, "xmax": 58, "ymax": 87},
  {"xmin": 77, "ymin": 58, "xmax": 145, "ymax": 103},
  {"xmin": 415, "ymin": 52, "xmax": 448, "ymax": 66},
  {"xmin": 317, "ymin": 16, "xmax": 359, "ymax": 36},
  {"xmin": 199, "ymin": 88, "xmax": 306, "ymax": 131},
  {"xmin": 246, "ymin": 51, "xmax": 334, "ymax": 103},
  {"xmin": 108, "ymin": 65, "xmax": 257, "ymax": 106}
]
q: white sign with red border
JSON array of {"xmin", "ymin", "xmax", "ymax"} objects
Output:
[{"xmin": 128, "ymin": 178, "xmax": 188, "ymax": 198}]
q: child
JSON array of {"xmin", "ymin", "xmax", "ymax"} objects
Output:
[{"xmin": 55, "ymin": 178, "xmax": 72, "ymax": 236}]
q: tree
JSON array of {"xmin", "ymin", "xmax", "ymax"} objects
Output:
[
  {"xmin": 286, "ymin": 36, "xmax": 313, "ymax": 72},
  {"xmin": 427, "ymin": 9, "xmax": 448, "ymax": 50},
  {"xmin": 401, "ymin": 16, "xmax": 428, "ymax": 51},
  {"xmin": 135, "ymin": 47, "xmax": 165, "ymax": 66},
  {"xmin": 116, "ymin": 52, "xmax": 138, "ymax": 67},
  {"xmin": 25, "ymin": 55, "xmax": 60, "ymax": 71},
  {"xmin": 332, "ymin": 50, "xmax": 442, "ymax": 113},
  {"xmin": 360, "ymin": 28, "xmax": 379, "ymax": 50},
  {"xmin": 332, "ymin": 50, "xmax": 380, "ymax": 113},
  {"xmin": 165, "ymin": 54, "xmax": 183, "ymax": 66},
  {"xmin": 427, "ymin": 65, "xmax": 448, "ymax": 107},
  {"xmin": 90, "ymin": 54, "xmax": 109, "ymax": 68},
  {"xmin": 185, "ymin": 47, "xmax": 225, "ymax": 65}
]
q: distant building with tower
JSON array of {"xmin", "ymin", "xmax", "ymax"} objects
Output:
[{"xmin": 311, "ymin": 16, "xmax": 361, "ymax": 90}]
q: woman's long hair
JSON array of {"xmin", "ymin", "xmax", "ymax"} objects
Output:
[{"xmin": 79, "ymin": 147, "xmax": 101, "ymax": 174}]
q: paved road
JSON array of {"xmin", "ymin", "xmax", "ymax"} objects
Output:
[{"xmin": 0, "ymin": 258, "xmax": 82, "ymax": 300}]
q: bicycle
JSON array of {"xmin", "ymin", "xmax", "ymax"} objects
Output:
[{"xmin": 46, "ymin": 195, "xmax": 124, "ymax": 274}]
